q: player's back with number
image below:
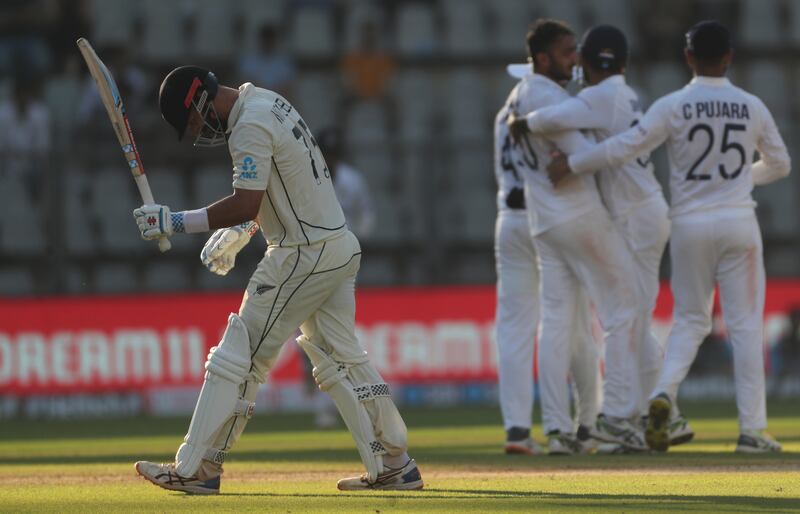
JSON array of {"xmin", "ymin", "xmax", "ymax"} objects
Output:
[
  {"xmin": 654, "ymin": 80, "xmax": 781, "ymax": 216},
  {"xmin": 567, "ymin": 22, "xmax": 790, "ymax": 211},
  {"xmin": 230, "ymin": 84, "xmax": 345, "ymax": 247}
]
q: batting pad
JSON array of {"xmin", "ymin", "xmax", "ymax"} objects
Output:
[
  {"xmin": 298, "ymin": 337, "xmax": 380, "ymax": 481},
  {"xmin": 298, "ymin": 335, "xmax": 408, "ymax": 482},
  {"xmin": 175, "ymin": 314, "xmax": 252, "ymax": 477}
]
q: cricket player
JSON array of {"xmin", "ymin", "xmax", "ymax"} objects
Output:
[
  {"xmin": 506, "ymin": 19, "xmax": 648, "ymax": 452},
  {"xmin": 508, "ymin": 25, "xmax": 693, "ymax": 448},
  {"xmin": 132, "ymin": 66, "xmax": 424, "ymax": 493},
  {"xmin": 548, "ymin": 21, "xmax": 789, "ymax": 453},
  {"xmin": 494, "ymin": 63, "xmax": 601, "ymax": 456}
]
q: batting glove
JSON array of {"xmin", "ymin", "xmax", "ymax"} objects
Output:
[
  {"xmin": 200, "ymin": 221, "xmax": 259, "ymax": 276},
  {"xmin": 134, "ymin": 204, "xmax": 185, "ymax": 240}
]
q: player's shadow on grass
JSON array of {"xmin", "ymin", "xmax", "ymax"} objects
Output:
[
  {"xmin": 3, "ymin": 446, "xmax": 799, "ymax": 466},
  {"xmin": 222, "ymin": 490, "xmax": 799, "ymax": 511},
  {"xmin": 425, "ymin": 490, "xmax": 800, "ymax": 512}
]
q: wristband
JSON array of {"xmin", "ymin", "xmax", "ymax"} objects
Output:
[
  {"xmin": 169, "ymin": 211, "xmax": 185, "ymax": 233},
  {"xmin": 181, "ymin": 208, "xmax": 210, "ymax": 234}
]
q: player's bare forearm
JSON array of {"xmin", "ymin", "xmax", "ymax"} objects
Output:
[
  {"xmin": 206, "ymin": 188, "xmax": 264, "ymax": 230},
  {"xmin": 506, "ymin": 113, "xmax": 530, "ymax": 144}
]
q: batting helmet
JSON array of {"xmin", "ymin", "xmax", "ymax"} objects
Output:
[{"xmin": 158, "ymin": 65, "xmax": 222, "ymax": 145}]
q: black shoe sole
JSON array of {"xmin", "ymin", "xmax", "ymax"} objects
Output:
[{"xmin": 646, "ymin": 397, "xmax": 671, "ymax": 452}]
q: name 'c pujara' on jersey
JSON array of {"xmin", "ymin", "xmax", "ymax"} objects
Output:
[{"xmin": 682, "ymin": 101, "xmax": 750, "ymax": 121}]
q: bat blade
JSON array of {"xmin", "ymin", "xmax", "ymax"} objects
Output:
[{"xmin": 76, "ymin": 37, "xmax": 171, "ymax": 252}]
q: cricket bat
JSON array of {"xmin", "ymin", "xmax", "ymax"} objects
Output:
[{"xmin": 76, "ymin": 37, "xmax": 171, "ymax": 252}]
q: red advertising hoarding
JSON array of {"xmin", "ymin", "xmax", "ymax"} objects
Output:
[{"xmin": 2, "ymin": 282, "xmax": 799, "ymax": 396}]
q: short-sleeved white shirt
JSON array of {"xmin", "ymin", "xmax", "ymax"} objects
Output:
[{"xmin": 228, "ymin": 83, "xmax": 346, "ymax": 246}]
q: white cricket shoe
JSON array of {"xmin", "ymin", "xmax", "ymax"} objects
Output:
[
  {"xmin": 735, "ymin": 431, "xmax": 782, "ymax": 453},
  {"xmin": 595, "ymin": 442, "xmax": 651, "ymax": 454},
  {"xmin": 134, "ymin": 461, "xmax": 220, "ymax": 495},
  {"xmin": 505, "ymin": 437, "xmax": 545, "ymax": 456},
  {"xmin": 668, "ymin": 415, "xmax": 695, "ymax": 446},
  {"xmin": 337, "ymin": 458, "xmax": 424, "ymax": 491},
  {"xmin": 546, "ymin": 430, "xmax": 583, "ymax": 456},
  {"xmin": 593, "ymin": 414, "xmax": 648, "ymax": 451}
]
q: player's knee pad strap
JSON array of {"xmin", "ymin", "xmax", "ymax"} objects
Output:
[
  {"xmin": 175, "ymin": 313, "xmax": 252, "ymax": 477},
  {"xmin": 354, "ymin": 382, "xmax": 391, "ymax": 402},
  {"xmin": 309, "ymin": 348, "xmax": 391, "ymax": 404}
]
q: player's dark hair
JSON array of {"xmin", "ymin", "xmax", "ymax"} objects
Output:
[
  {"xmin": 527, "ymin": 19, "xmax": 574, "ymax": 59},
  {"xmin": 686, "ymin": 20, "xmax": 731, "ymax": 64}
]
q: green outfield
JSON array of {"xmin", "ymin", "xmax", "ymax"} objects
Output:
[{"xmin": 0, "ymin": 400, "xmax": 798, "ymax": 513}]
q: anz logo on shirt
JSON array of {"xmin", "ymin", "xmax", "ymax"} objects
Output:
[{"xmin": 238, "ymin": 156, "xmax": 258, "ymax": 179}]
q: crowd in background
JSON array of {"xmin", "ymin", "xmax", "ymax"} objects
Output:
[{"xmin": 1, "ymin": 0, "xmax": 799, "ymax": 299}]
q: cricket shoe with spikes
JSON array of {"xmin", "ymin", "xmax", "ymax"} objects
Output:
[
  {"xmin": 592, "ymin": 414, "xmax": 648, "ymax": 451},
  {"xmin": 668, "ymin": 415, "xmax": 695, "ymax": 446},
  {"xmin": 134, "ymin": 461, "xmax": 220, "ymax": 495},
  {"xmin": 505, "ymin": 437, "xmax": 545, "ymax": 455},
  {"xmin": 337, "ymin": 458, "xmax": 424, "ymax": 491},
  {"xmin": 546, "ymin": 430, "xmax": 583, "ymax": 456},
  {"xmin": 595, "ymin": 443, "xmax": 652, "ymax": 454},
  {"xmin": 735, "ymin": 431, "xmax": 782, "ymax": 453},
  {"xmin": 646, "ymin": 393, "xmax": 672, "ymax": 452},
  {"xmin": 639, "ymin": 413, "xmax": 695, "ymax": 448}
]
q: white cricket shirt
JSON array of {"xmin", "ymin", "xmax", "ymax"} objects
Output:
[
  {"xmin": 508, "ymin": 73, "xmax": 603, "ymax": 236},
  {"xmin": 493, "ymin": 101, "xmax": 526, "ymax": 213},
  {"xmin": 227, "ymin": 83, "xmax": 346, "ymax": 246},
  {"xmin": 526, "ymin": 75, "xmax": 662, "ymax": 219},
  {"xmin": 569, "ymin": 76, "xmax": 791, "ymax": 218}
]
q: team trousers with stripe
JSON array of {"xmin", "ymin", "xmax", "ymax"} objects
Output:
[{"xmin": 207, "ymin": 230, "xmax": 408, "ymax": 470}]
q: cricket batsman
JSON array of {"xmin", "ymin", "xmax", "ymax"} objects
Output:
[{"xmin": 132, "ymin": 66, "xmax": 423, "ymax": 493}]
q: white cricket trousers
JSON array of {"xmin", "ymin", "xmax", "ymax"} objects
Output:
[
  {"xmin": 494, "ymin": 210, "xmax": 600, "ymax": 433},
  {"xmin": 653, "ymin": 208, "xmax": 767, "ymax": 431},
  {"xmin": 613, "ymin": 195, "xmax": 671, "ymax": 414},
  {"xmin": 535, "ymin": 207, "xmax": 643, "ymax": 433},
  {"xmin": 214, "ymin": 230, "xmax": 407, "ymax": 459}
]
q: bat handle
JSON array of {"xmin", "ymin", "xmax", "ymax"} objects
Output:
[
  {"xmin": 157, "ymin": 236, "xmax": 172, "ymax": 252},
  {"xmin": 134, "ymin": 175, "xmax": 172, "ymax": 252}
]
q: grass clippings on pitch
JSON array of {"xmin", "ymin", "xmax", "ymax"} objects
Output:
[{"xmin": 0, "ymin": 400, "xmax": 798, "ymax": 513}]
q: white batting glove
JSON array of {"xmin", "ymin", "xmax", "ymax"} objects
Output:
[
  {"xmin": 200, "ymin": 221, "xmax": 259, "ymax": 276},
  {"xmin": 133, "ymin": 204, "xmax": 180, "ymax": 240}
]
